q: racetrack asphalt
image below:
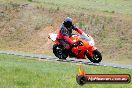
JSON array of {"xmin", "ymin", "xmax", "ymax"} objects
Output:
[{"xmin": 0, "ymin": 51, "xmax": 132, "ymax": 70}]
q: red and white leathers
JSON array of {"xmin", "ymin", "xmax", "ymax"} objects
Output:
[{"xmin": 57, "ymin": 24, "xmax": 84, "ymax": 49}]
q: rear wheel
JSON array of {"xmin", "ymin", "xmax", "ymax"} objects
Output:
[
  {"xmin": 87, "ymin": 49, "xmax": 102, "ymax": 63},
  {"xmin": 53, "ymin": 44, "xmax": 68, "ymax": 60}
]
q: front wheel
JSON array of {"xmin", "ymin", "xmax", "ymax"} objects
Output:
[
  {"xmin": 53, "ymin": 44, "xmax": 68, "ymax": 60},
  {"xmin": 87, "ymin": 49, "xmax": 102, "ymax": 63}
]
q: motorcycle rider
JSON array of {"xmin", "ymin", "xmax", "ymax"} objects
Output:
[{"xmin": 57, "ymin": 17, "xmax": 90, "ymax": 50}]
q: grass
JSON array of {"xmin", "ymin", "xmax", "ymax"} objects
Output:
[
  {"xmin": 0, "ymin": 0, "xmax": 131, "ymax": 65},
  {"xmin": 0, "ymin": 0, "xmax": 53, "ymax": 52},
  {"xmin": 0, "ymin": 54, "xmax": 132, "ymax": 88},
  {"xmin": 32, "ymin": 0, "xmax": 132, "ymax": 15},
  {"xmin": 1, "ymin": 0, "xmax": 132, "ymax": 15}
]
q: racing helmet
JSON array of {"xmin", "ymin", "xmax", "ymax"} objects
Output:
[{"xmin": 63, "ymin": 17, "xmax": 73, "ymax": 28}]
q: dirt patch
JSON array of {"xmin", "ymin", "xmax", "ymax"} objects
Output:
[{"xmin": 0, "ymin": 2, "xmax": 132, "ymax": 63}]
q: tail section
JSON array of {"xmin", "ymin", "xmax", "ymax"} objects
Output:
[{"xmin": 48, "ymin": 33, "xmax": 57, "ymax": 41}]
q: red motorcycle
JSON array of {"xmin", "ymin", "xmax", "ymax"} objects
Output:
[{"xmin": 48, "ymin": 33, "xmax": 102, "ymax": 63}]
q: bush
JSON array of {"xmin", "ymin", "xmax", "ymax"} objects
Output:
[{"xmin": 28, "ymin": 0, "xmax": 32, "ymax": 2}]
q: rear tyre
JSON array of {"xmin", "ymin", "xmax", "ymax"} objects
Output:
[
  {"xmin": 53, "ymin": 44, "xmax": 68, "ymax": 60},
  {"xmin": 87, "ymin": 49, "xmax": 102, "ymax": 63}
]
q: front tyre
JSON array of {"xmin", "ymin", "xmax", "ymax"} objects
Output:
[
  {"xmin": 53, "ymin": 44, "xmax": 68, "ymax": 60},
  {"xmin": 87, "ymin": 49, "xmax": 102, "ymax": 63}
]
